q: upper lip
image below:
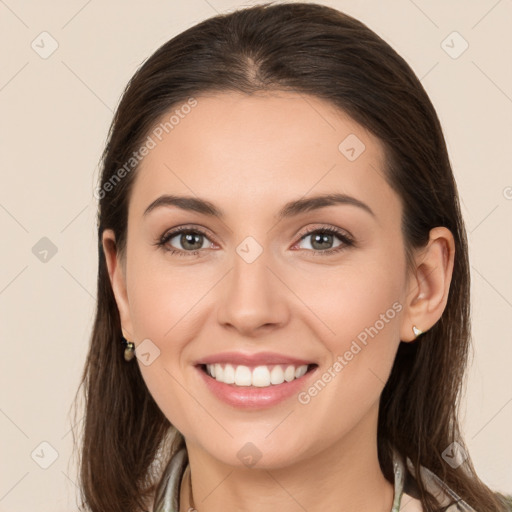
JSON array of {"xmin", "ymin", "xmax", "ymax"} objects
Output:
[{"xmin": 195, "ymin": 351, "xmax": 315, "ymax": 367}]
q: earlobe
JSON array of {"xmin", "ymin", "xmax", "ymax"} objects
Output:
[
  {"xmin": 400, "ymin": 227, "xmax": 455, "ymax": 342},
  {"xmin": 101, "ymin": 229, "xmax": 134, "ymax": 340}
]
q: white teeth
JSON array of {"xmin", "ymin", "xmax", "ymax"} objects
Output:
[
  {"xmin": 205, "ymin": 363, "xmax": 310, "ymax": 387},
  {"xmin": 252, "ymin": 366, "xmax": 271, "ymax": 387},
  {"xmin": 270, "ymin": 365, "xmax": 285, "ymax": 385},
  {"xmin": 223, "ymin": 364, "xmax": 235, "ymax": 384},
  {"xmin": 234, "ymin": 365, "xmax": 252, "ymax": 386},
  {"xmin": 214, "ymin": 363, "xmax": 223, "ymax": 381},
  {"xmin": 284, "ymin": 365, "xmax": 296, "ymax": 382},
  {"xmin": 295, "ymin": 365, "xmax": 307, "ymax": 378}
]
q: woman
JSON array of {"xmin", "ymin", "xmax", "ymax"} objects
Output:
[{"xmin": 73, "ymin": 3, "xmax": 512, "ymax": 511}]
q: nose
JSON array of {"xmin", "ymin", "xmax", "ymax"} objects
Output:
[{"xmin": 216, "ymin": 245, "xmax": 290, "ymax": 337}]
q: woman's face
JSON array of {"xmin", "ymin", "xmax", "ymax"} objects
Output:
[{"xmin": 105, "ymin": 91, "xmax": 415, "ymax": 468}]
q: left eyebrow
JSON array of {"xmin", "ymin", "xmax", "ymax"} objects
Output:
[
  {"xmin": 143, "ymin": 192, "xmax": 376, "ymax": 220},
  {"xmin": 276, "ymin": 193, "xmax": 375, "ymax": 220}
]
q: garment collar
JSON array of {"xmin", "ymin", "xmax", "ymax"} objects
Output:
[{"xmin": 153, "ymin": 446, "xmax": 477, "ymax": 512}]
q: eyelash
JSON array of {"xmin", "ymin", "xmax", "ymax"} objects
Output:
[{"xmin": 155, "ymin": 225, "xmax": 354, "ymax": 258}]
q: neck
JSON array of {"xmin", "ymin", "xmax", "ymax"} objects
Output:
[{"xmin": 179, "ymin": 404, "xmax": 394, "ymax": 512}]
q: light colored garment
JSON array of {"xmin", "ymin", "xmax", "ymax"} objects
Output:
[
  {"xmin": 391, "ymin": 449, "xmax": 477, "ymax": 511},
  {"xmin": 152, "ymin": 446, "xmax": 480, "ymax": 512}
]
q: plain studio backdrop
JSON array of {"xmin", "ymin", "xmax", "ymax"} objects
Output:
[{"xmin": 0, "ymin": 1, "xmax": 511, "ymax": 510}]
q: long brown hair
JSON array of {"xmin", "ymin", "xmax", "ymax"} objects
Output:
[{"xmin": 72, "ymin": 3, "xmax": 510, "ymax": 511}]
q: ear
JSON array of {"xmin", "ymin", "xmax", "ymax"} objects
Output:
[
  {"xmin": 102, "ymin": 229, "xmax": 134, "ymax": 341},
  {"xmin": 400, "ymin": 227, "xmax": 455, "ymax": 342}
]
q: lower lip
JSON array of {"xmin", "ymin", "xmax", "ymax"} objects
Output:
[{"xmin": 195, "ymin": 365, "xmax": 318, "ymax": 409}]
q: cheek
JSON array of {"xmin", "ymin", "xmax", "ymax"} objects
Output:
[
  {"xmin": 124, "ymin": 251, "xmax": 214, "ymax": 414},
  {"xmin": 293, "ymin": 253, "xmax": 404, "ymax": 404},
  {"xmin": 125, "ymin": 256, "xmax": 201, "ymax": 434},
  {"xmin": 125, "ymin": 247, "xmax": 201, "ymax": 342},
  {"xmin": 291, "ymin": 262, "xmax": 404, "ymax": 439},
  {"xmin": 293, "ymin": 254, "xmax": 403, "ymax": 349}
]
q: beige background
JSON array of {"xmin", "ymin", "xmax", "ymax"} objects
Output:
[{"xmin": 0, "ymin": 0, "xmax": 511, "ymax": 510}]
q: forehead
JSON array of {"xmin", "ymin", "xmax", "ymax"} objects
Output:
[{"xmin": 130, "ymin": 91, "xmax": 399, "ymax": 224}]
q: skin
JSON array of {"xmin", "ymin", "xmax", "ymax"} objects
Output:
[{"xmin": 103, "ymin": 91, "xmax": 455, "ymax": 512}]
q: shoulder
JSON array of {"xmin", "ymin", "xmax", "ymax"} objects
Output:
[
  {"xmin": 395, "ymin": 448, "xmax": 473, "ymax": 512},
  {"xmin": 400, "ymin": 491, "xmax": 423, "ymax": 511}
]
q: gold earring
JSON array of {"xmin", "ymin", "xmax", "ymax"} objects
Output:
[
  {"xmin": 412, "ymin": 325, "xmax": 423, "ymax": 338},
  {"xmin": 121, "ymin": 336, "xmax": 135, "ymax": 361}
]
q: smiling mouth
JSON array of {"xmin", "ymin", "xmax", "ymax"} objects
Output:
[{"xmin": 197, "ymin": 363, "xmax": 318, "ymax": 388}]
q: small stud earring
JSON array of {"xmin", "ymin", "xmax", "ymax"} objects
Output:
[
  {"xmin": 121, "ymin": 336, "xmax": 135, "ymax": 361},
  {"xmin": 412, "ymin": 325, "xmax": 423, "ymax": 338}
]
